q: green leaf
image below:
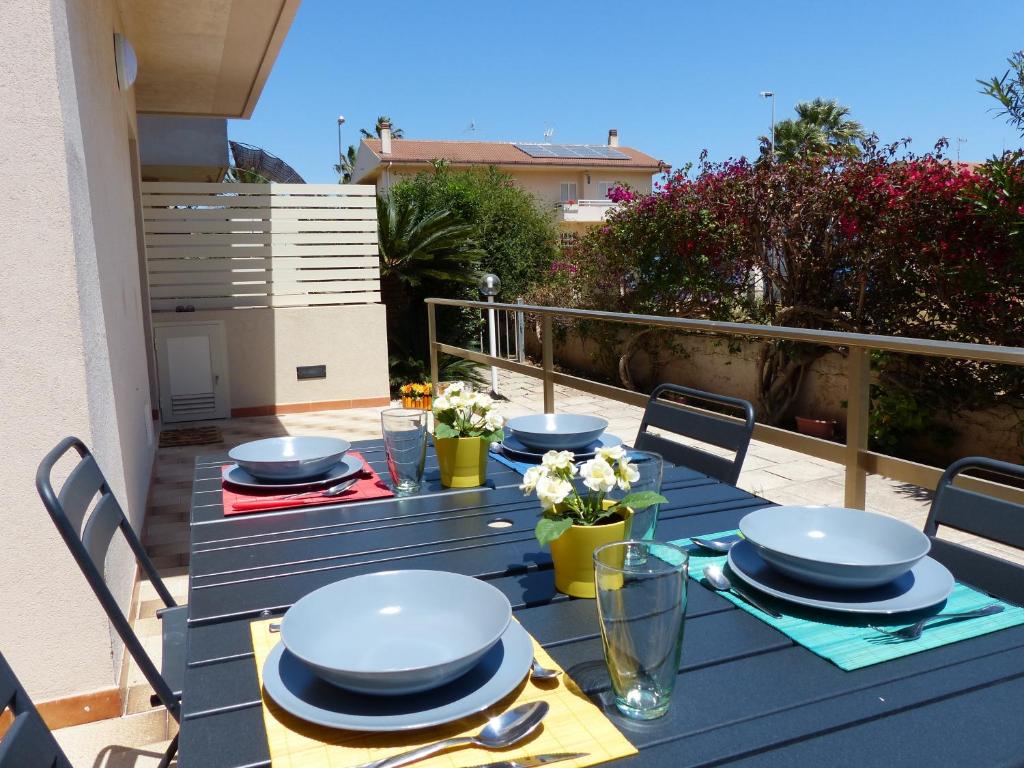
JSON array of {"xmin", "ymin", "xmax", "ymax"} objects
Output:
[
  {"xmin": 535, "ymin": 516, "xmax": 573, "ymax": 547},
  {"xmin": 616, "ymin": 491, "xmax": 668, "ymax": 511},
  {"xmin": 433, "ymin": 422, "xmax": 460, "ymax": 439}
]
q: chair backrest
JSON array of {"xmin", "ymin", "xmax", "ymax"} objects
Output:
[
  {"xmin": 924, "ymin": 456, "xmax": 1024, "ymax": 604},
  {"xmin": 0, "ymin": 652, "xmax": 72, "ymax": 768},
  {"xmin": 635, "ymin": 384, "xmax": 756, "ymax": 485},
  {"xmin": 35, "ymin": 437, "xmax": 180, "ymax": 717}
]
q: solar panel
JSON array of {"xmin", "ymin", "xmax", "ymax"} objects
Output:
[{"xmin": 514, "ymin": 143, "xmax": 630, "ymax": 160}]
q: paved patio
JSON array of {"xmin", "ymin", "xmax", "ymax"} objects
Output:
[{"xmin": 53, "ymin": 368, "xmax": 1010, "ymax": 765}]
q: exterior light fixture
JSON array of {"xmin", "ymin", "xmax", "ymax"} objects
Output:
[
  {"xmin": 478, "ymin": 274, "xmax": 501, "ymax": 395},
  {"xmin": 114, "ymin": 33, "xmax": 138, "ymax": 91}
]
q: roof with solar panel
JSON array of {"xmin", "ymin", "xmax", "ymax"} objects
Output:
[{"xmin": 357, "ymin": 138, "xmax": 662, "ymax": 170}]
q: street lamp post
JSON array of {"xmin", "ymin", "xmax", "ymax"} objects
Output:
[
  {"xmin": 478, "ymin": 274, "xmax": 502, "ymax": 396},
  {"xmin": 336, "ymin": 115, "xmax": 346, "ymax": 183},
  {"xmin": 759, "ymin": 91, "xmax": 775, "ymax": 155}
]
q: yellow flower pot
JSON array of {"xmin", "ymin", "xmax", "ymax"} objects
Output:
[
  {"xmin": 434, "ymin": 436, "xmax": 489, "ymax": 488},
  {"xmin": 549, "ymin": 503, "xmax": 631, "ymax": 598}
]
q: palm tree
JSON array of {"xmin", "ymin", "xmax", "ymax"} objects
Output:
[
  {"xmin": 766, "ymin": 98, "xmax": 866, "ymax": 161},
  {"xmin": 376, "ymin": 194, "xmax": 483, "ymax": 369},
  {"xmin": 360, "ymin": 116, "xmax": 405, "ymax": 140},
  {"xmin": 333, "ymin": 144, "xmax": 358, "ymax": 183}
]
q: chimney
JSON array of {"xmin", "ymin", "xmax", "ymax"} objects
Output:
[
  {"xmin": 607, "ymin": 128, "xmax": 619, "ymax": 148},
  {"xmin": 380, "ymin": 120, "xmax": 392, "ymax": 155}
]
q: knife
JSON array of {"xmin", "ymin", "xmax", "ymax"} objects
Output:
[{"xmin": 466, "ymin": 753, "xmax": 588, "ymax": 768}]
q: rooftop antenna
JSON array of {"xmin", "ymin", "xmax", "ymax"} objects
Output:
[
  {"xmin": 463, "ymin": 118, "xmax": 481, "ymax": 136},
  {"xmin": 956, "ymin": 137, "xmax": 967, "ymax": 162},
  {"xmin": 542, "ymin": 123, "xmax": 555, "ymax": 142}
]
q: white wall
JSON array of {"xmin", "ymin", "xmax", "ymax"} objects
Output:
[{"xmin": 0, "ymin": 0, "xmax": 154, "ymax": 704}]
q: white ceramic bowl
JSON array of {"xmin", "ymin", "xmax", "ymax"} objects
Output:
[
  {"xmin": 739, "ymin": 506, "xmax": 931, "ymax": 589},
  {"xmin": 279, "ymin": 570, "xmax": 512, "ymax": 695},
  {"xmin": 506, "ymin": 414, "xmax": 608, "ymax": 452},
  {"xmin": 228, "ymin": 436, "xmax": 350, "ymax": 481}
]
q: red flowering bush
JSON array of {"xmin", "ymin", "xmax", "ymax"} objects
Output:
[{"xmin": 539, "ymin": 142, "xmax": 1023, "ymax": 448}]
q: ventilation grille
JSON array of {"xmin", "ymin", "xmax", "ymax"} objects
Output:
[{"xmin": 170, "ymin": 393, "xmax": 217, "ymax": 418}]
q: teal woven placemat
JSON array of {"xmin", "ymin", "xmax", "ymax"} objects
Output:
[{"xmin": 673, "ymin": 530, "xmax": 1024, "ymax": 671}]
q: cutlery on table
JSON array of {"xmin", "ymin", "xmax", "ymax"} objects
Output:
[
  {"xmin": 870, "ymin": 604, "xmax": 1005, "ymax": 641},
  {"xmin": 355, "ymin": 700, "xmax": 549, "ymax": 768},
  {"xmin": 529, "ymin": 658, "xmax": 559, "ymax": 681},
  {"xmin": 465, "ymin": 753, "xmax": 588, "ymax": 768},
  {"xmin": 231, "ymin": 476, "xmax": 363, "ymax": 511},
  {"xmin": 691, "ymin": 535, "xmax": 741, "ymax": 553},
  {"xmin": 703, "ymin": 564, "xmax": 783, "ymax": 619}
]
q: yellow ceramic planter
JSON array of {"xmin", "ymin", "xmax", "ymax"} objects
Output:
[
  {"xmin": 549, "ymin": 504, "xmax": 632, "ymax": 598},
  {"xmin": 434, "ymin": 436, "xmax": 489, "ymax": 488}
]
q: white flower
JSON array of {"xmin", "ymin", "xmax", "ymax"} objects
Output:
[
  {"xmin": 432, "ymin": 394, "xmax": 450, "ymax": 411},
  {"xmin": 616, "ymin": 457, "xmax": 640, "ymax": 490},
  {"xmin": 579, "ymin": 457, "xmax": 617, "ymax": 493},
  {"xmin": 472, "ymin": 392, "xmax": 493, "ymax": 410},
  {"xmin": 445, "ymin": 381, "xmax": 466, "ymax": 395},
  {"xmin": 535, "ymin": 475, "xmax": 573, "ymax": 510},
  {"xmin": 484, "ymin": 411, "xmax": 504, "ymax": 431},
  {"xmin": 520, "ymin": 465, "xmax": 545, "ymax": 494},
  {"xmin": 542, "ymin": 450, "xmax": 576, "ymax": 472},
  {"xmin": 596, "ymin": 444, "xmax": 626, "ymax": 462}
]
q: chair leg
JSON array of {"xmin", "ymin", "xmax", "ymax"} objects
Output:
[{"xmin": 157, "ymin": 732, "xmax": 179, "ymax": 768}]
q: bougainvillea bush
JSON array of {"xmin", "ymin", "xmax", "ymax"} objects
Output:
[{"xmin": 535, "ymin": 142, "xmax": 1023, "ymax": 452}]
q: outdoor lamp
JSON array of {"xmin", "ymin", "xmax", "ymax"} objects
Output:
[
  {"xmin": 114, "ymin": 33, "xmax": 138, "ymax": 91},
  {"xmin": 478, "ymin": 274, "xmax": 501, "ymax": 395},
  {"xmin": 478, "ymin": 273, "xmax": 501, "ymax": 297}
]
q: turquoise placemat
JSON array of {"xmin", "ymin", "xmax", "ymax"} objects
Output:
[
  {"xmin": 490, "ymin": 449, "xmax": 538, "ymax": 476},
  {"xmin": 673, "ymin": 530, "xmax": 1024, "ymax": 671}
]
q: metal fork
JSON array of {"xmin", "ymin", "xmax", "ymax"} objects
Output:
[{"xmin": 870, "ymin": 604, "xmax": 1004, "ymax": 641}]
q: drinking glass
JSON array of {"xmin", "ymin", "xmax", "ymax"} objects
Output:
[
  {"xmin": 593, "ymin": 540, "xmax": 688, "ymax": 720},
  {"xmin": 380, "ymin": 408, "xmax": 427, "ymax": 495},
  {"xmin": 610, "ymin": 450, "xmax": 664, "ymax": 542}
]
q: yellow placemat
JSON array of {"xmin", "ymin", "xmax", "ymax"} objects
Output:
[{"xmin": 250, "ymin": 618, "xmax": 638, "ymax": 768}]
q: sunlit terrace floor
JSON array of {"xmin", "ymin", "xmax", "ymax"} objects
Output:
[{"xmin": 54, "ymin": 369, "xmax": 1019, "ymax": 766}]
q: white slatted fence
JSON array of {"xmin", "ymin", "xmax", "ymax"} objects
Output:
[{"xmin": 142, "ymin": 182, "xmax": 381, "ymax": 311}]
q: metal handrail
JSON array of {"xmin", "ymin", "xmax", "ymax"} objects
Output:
[{"xmin": 425, "ymin": 298, "xmax": 1024, "ymax": 509}]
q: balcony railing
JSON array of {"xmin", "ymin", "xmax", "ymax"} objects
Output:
[
  {"xmin": 558, "ymin": 199, "xmax": 615, "ymax": 223},
  {"xmin": 426, "ymin": 298, "xmax": 1024, "ymax": 508}
]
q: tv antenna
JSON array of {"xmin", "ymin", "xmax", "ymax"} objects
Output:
[
  {"xmin": 542, "ymin": 123, "xmax": 555, "ymax": 142},
  {"xmin": 956, "ymin": 137, "xmax": 967, "ymax": 162},
  {"xmin": 463, "ymin": 119, "xmax": 481, "ymax": 136}
]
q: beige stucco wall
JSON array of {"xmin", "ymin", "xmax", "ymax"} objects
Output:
[
  {"xmin": 0, "ymin": 0, "xmax": 155, "ymax": 703},
  {"xmin": 155, "ymin": 305, "xmax": 391, "ymax": 410}
]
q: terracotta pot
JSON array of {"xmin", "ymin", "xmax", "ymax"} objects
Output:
[
  {"xmin": 795, "ymin": 416, "xmax": 837, "ymax": 440},
  {"xmin": 434, "ymin": 436, "xmax": 489, "ymax": 488},
  {"xmin": 549, "ymin": 503, "xmax": 631, "ymax": 598}
]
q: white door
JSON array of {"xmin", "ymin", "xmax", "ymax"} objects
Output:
[{"xmin": 154, "ymin": 322, "xmax": 230, "ymax": 422}]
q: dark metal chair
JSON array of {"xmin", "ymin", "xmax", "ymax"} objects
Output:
[
  {"xmin": 0, "ymin": 652, "xmax": 73, "ymax": 768},
  {"xmin": 635, "ymin": 383, "xmax": 756, "ymax": 485},
  {"xmin": 36, "ymin": 437, "xmax": 183, "ymax": 768},
  {"xmin": 925, "ymin": 456, "xmax": 1024, "ymax": 605}
]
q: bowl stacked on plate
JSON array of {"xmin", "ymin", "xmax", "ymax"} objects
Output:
[
  {"xmin": 502, "ymin": 414, "xmax": 620, "ymax": 460},
  {"xmin": 726, "ymin": 506, "xmax": 953, "ymax": 615},
  {"xmin": 280, "ymin": 570, "xmax": 513, "ymax": 695}
]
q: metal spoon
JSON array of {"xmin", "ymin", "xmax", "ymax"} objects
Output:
[
  {"xmin": 691, "ymin": 535, "xmax": 739, "ymax": 553},
  {"xmin": 279, "ymin": 475, "xmax": 360, "ymax": 501},
  {"xmin": 530, "ymin": 658, "xmax": 559, "ymax": 681},
  {"xmin": 357, "ymin": 701, "xmax": 549, "ymax": 768},
  {"xmin": 703, "ymin": 564, "xmax": 782, "ymax": 618}
]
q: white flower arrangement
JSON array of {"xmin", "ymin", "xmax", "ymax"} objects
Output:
[
  {"xmin": 521, "ymin": 446, "xmax": 666, "ymax": 546},
  {"xmin": 432, "ymin": 381, "xmax": 504, "ymax": 443}
]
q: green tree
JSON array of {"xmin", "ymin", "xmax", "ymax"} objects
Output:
[
  {"xmin": 979, "ymin": 50, "xmax": 1024, "ymax": 136},
  {"xmin": 767, "ymin": 98, "xmax": 867, "ymax": 161},
  {"xmin": 376, "ymin": 194, "xmax": 483, "ymax": 384},
  {"xmin": 390, "ymin": 164, "xmax": 559, "ymax": 300},
  {"xmin": 333, "ymin": 144, "xmax": 358, "ymax": 183},
  {"xmin": 361, "ymin": 116, "xmax": 405, "ymax": 139}
]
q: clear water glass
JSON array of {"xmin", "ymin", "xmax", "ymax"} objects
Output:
[
  {"xmin": 593, "ymin": 540, "xmax": 688, "ymax": 720},
  {"xmin": 619, "ymin": 450, "xmax": 664, "ymax": 542},
  {"xmin": 380, "ymin": 408, "xmax": 427, "ymax": 495}
]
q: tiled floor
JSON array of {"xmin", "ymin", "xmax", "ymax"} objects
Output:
[{"xmin": 53, "ymin": 369, "xmax": 1019, "ymax": 765}]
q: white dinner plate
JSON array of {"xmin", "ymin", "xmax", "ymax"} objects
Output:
[
  {"xmin": 261, "ymin": 620, "xmax": 533, "ymax": 731},
  {"xmin": 222, "ymin": 455, "xmax": 363, "ymax": 491},
  {"xmin": 727, "ymin": 539, "xmax": 955, "ymax": 615}
]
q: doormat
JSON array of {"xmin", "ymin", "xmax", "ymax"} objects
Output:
[{"xmin": 159, "ymin": 426, "xmax": 223, "ymax": 448}]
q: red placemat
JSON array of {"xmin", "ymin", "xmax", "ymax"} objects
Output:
[{"xmin": 222, "ymin": 452, "xmax": 393, "ymax": 516}]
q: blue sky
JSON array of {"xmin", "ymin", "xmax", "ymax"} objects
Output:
[{"xmin": 229, "ymin": 1, "xmax": 1024, "ymax": 183}]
